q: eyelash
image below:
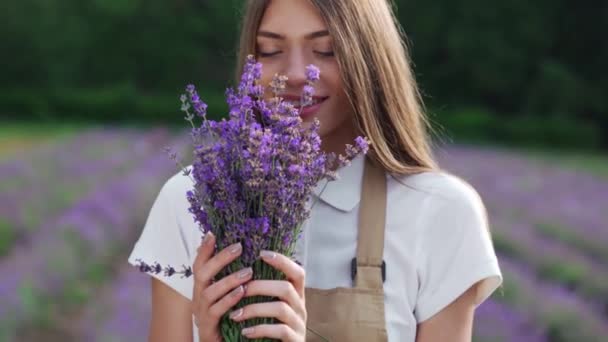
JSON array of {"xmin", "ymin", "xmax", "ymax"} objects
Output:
[
  {"xmin": 259, "ymin": 51, "xmax": 281, "ymax": 58},
  {"xmin": 258, "ymin": 51, "xmax": 335, "ymax": 58},
  {"xmin": 315, "ymin": 50, "xmax": 334, "ymax": 57}
]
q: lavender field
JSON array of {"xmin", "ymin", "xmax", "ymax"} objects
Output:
[{"xmin": 1, "ymin": 128, "xmax": 606, "ymax": 342}]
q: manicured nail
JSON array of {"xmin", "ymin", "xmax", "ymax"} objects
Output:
[
  {"xmin": 231, "ymin": 285, "xmax": 244, "ymax": 297},
  {"xmin": 202, "ymin": 232, "xmax": 213, "ymax": 246},
  {"xmin": 238, "ymin": 267, "xmax": 253, "ymax": 279},
  {"xmin": 242, "ymin": 327, "xmax": 254, "ymax": 336},
  {"xmin": 229, "ymin": 308, "xmax": 243, "ymax": 319},
  {"xmin": 260, "ymin": 250, "xmax": 276, "ymax": 259},
  {"xmin": 229, "ymin": 243, "xmax": 242, "ymax": 254}
]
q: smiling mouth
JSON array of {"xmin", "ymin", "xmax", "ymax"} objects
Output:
[{"xmin": 285, "ymin": 96, "xmax": 329, "ymax": 107}]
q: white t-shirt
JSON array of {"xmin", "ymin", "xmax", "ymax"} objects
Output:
[{"xmin": 128, "ymin": 153, "xmax": 503, "ymax": 341}]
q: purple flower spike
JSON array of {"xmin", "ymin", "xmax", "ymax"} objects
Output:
[
  {"xmin": 301, "ymin": 85, "xmax": 315, "ymax": 108},
  {"xmin": 306, "ymin": 65, "xmax": 320, "ymax": 82}
]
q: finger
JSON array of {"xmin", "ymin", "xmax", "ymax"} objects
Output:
[
  {"xmin": 193, "ymin": 232, "xmax": 216, "ymax": 303},
  {"xmin": 195, "ymin": 241, "xmax": 243, "ymax": 285},
  {"xmin": 194, "ymin": 232, "xmax": 216, "ymax": 272},
  {"xmin": 207, "ymin": 284, "xmax": 247, "ymax": 322},
  {"xmin": 193, "ymin": 233, "xmax": 216, "ymax": 282},
  {"xmin": 229, "ymin": 301, "xmax": 303, "ymax": 332},
  {"xmin": 241, "ymin": 324, "xmax": 297, "ymax": 341},
  {"xmin": 242, "ymin": 280, "xmax": 304, "ymax": 318},
  {"xmin": 203, "ymin": 267, "xmax": 253, "ymax": 305},
  {"xmin": 260, "ymin": 250, "xmax": 306, "ymax": 297}
]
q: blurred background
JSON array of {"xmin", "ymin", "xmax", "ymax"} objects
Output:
[{"xmin": 0, "ymin": 0, "xmax": 606, "ymax": 341}]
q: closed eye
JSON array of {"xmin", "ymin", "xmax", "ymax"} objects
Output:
[
  {"xmin": 259, "ymin": 51, "xmax": 281, "ymax": 58},
  {"xmin": 315, "ymin": 50, "xmax": 334, "ymax": 57}
]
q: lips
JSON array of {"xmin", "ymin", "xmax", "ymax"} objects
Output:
[{"xmin": 299, "ymin": 97, "xmax": 328, "ymax": 118}]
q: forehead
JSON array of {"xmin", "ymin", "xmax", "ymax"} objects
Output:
[{"xmin": 259, "ymin": 0, "xmax": 327, "ymax": 36}]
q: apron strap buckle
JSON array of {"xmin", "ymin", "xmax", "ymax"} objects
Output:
[{"xmin": 351, "ymin": 257, "xmax": 386, "ymax": 283}]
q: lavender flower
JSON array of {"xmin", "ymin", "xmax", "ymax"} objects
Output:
[
  {"xmin": 301, "ymin": 65, "xmax": 320, "ymax": 108},
  {"xmin": 133, "ymin": 55, "xmax": 370, "ymax": 340},
  {"xmin": 306, "ymin": 64, "xmax": 320, "ymax": 82}
]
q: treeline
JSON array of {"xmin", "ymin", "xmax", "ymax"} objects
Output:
[{"xmin": 1, "ymin": 0, "xmax": 606, "ymax": 148}]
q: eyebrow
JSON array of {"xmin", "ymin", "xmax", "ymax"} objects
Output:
[{"xmin": 257, "ymin": 30, "xmax": 329, "ymax": 40}]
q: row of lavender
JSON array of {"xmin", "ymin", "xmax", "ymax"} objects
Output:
[
  {"xmin": 2, "ymin": 131, "xmax": 606, "ymax": 341},
  {"xmin": 0, "ymin": 128, "xmax": 171, "ymax": 257},
  {"xmin": 0, "ymin": 128, "xmax": 187, "ymax": 341},
  {"xmin": 438, "ymin": 145, "xmax": 608, "ymax": 341},
  {"xmin": 439, "ymin": 146, "xmax": 608, "ymax": 264}
]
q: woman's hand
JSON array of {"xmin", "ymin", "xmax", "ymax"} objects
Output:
[
  {"xmin": 228, "ymin": 251, "xmax": 307, "ymax": 341},
  {"xmin": 192, "ymin": 232, "xmax": 254, "ymax": 342}
]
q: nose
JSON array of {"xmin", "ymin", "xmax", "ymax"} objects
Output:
[{"xmin": 283, "ymin": 50, "xmax": 308, "ymax": 90}]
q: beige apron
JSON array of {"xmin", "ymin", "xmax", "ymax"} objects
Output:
[{"xmin": 305, "ymin": 157, "xmax": 388, "ymax": 342}]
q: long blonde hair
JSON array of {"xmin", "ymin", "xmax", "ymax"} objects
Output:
[{"xmin": 236, "ymin": 0, "xmax": 439, "ymax": 175}]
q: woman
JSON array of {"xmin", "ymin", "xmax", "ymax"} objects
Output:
[{"xmin": 128, "ymin": 0, "xmax": 503, "ymax": 341}]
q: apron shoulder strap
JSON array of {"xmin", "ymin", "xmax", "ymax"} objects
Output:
[{"xmin": 353, "ymin": 156, "xmax": 387, "ymax": 290}]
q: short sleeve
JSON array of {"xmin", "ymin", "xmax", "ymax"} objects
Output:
[
  {"xmin": 127, "ymin": 173, "xmax": 196, "ymax": 301},
  {"xmin": 413, "ymin": 176, "xmax": 503, "ymax": 322}
]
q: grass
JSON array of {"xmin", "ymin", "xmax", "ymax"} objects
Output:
[
  {"xmin": 0, "ymin": 120, "xmax": 186, "ymax": 160},
  {"xmin": 518, "ymin": 147, "xmax": 608, "ymax": 178},
  {"xmin": 0, "ymin": 121, "xmax": 86, "ymax": 159},
  {"xmin": 0, "ymin": 121, "xmax": 92, "ymax": 142},
  {"xmin": 0, "ymin": 219, "xmax": 15, "ymax": 257},
  {"xmin": 454, "ymin": 141, "xmax": 608, "ymax": 178},
  {"xmin": 535, "ymin": 222, "xmax": 608, "ymax": 263}
]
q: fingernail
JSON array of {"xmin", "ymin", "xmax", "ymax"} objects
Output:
[
  {"xmin": 238, "ymin": 267, "xmax": 253, "ymax": 279},
  {"xmin": 231, "ymin": 285, "xmax": 244, "ymax": 297},
  {"xmin": 202, "ymin": 232, "xmax": 213, "ymax": 246},
  {"xmin": 229, "ymin": 243, "xmax": 242, "ymax": 254},
  {"xmin": 242, "ymin": 327, "xmax": 254, "ymax": 336},
  {"xmin": 229, "ymin": 308, "xmax": 243, "ymax": 319},
  {"xmin": 260, "ymin": 250, "xmax": 276, "ymax": 259}
]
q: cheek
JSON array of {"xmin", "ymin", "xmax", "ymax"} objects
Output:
[
  {"xmin": 321, "ymin": 62, "xmax": 342, "ymax": 89},
  {"xmin": 327, "ymin": 74, "xmax": 350, "ymax": 109}
]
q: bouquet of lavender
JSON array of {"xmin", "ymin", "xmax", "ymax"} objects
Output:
[{"xmin": 135, "ymin": 55, "xmax": 369, "ymax": 341}]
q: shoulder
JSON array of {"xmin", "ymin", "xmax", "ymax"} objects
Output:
[
  {"xmin": 389, "ymin": 170, "xmax": 489, "ymax": 242},
  {"xmin": 391, "ymin": 170, "xmax": 485, "ymax": 213}
]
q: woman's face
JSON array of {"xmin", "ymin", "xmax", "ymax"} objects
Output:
[{"xmin": 257, "ymin": 0, "xmax": 355, "ymax": 145}]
